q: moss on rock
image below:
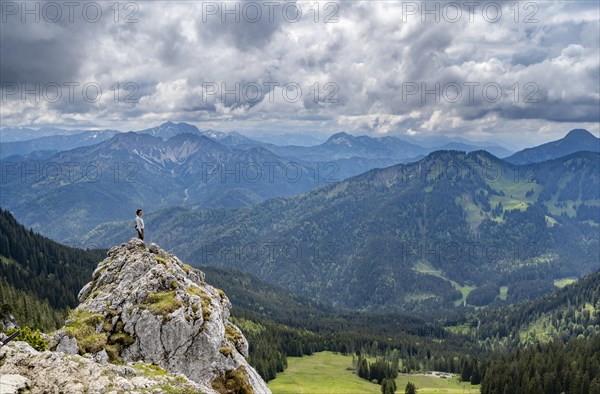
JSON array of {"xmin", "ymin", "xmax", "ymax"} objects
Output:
[
  {"xmin": 211, "ymin": 366, "xmax": 254, "ymax": 394},
  {"xmin": 154, "ymin": 255, "xmax": 169, "ymax": 265},
  {"xmin": 143, "ymin": 291, "xmax": 183, "ymax": 319},
  {"xmin": 64, "ymin": 309, "xmax": 107, "ymax": 354},
  {"xmin": 219, "ymin": 345, "xmax": 233, "ymax": 357},
  {"xmin": 225, "ymin": 324, "xmax": 244, "ymax": 344}
]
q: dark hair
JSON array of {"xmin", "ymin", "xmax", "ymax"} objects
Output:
[{"xmin": 136, "ymin": 209, "xmax": 142, "ymax": 215}]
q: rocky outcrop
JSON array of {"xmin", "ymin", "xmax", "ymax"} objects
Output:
[
  {"xmin": 0, "ymin": 341, "xmax": 203, "ymax": 393},
  {"xmin": 0, "ymin": 239, "xmax": 270, "ymax": 394}
]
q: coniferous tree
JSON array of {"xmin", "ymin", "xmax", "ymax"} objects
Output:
[
  {"xmin": 470, "ymin": 359, "xmax": 482, "ymax": 385},
  {"xmin": 381, "ymin": 377, "xmax": 396, "ymax": 394},
  {"xmin": 358, "ymin": 357, "xmax": 369, "ymax": 380},
  {"xmin": 460, "ymin": 358, "xmax": 472, "ymax": 382}
]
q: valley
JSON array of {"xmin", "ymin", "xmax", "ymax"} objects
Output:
[{"xmin": 268, "ymin": 351, "xmax": 480, "ymax": 394}]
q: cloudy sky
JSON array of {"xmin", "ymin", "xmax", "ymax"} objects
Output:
[{"xmin": 1, "ymin": 0, "xmax": 598, "ymax": 148}]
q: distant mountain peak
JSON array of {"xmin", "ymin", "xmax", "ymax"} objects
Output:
[
  {"xmin": 327, "ymin": 131, "xmax": 353, "ymax": 139},
  {"xmin": 203, "ymin": 129, "xmax": 228, "ymax": 140},
  {"xmin": 564, "ymin": 128, "xmax": 595, "ymax": 140},
  {"xmin": 138, "ymin": 122, "xmax": 202, "ymax": 141},
  {"xmin": 325, "ymin": 131, "xmax": 355, "ymax": 146},
  {"xmin": 111, "ymin": 130, "xmax": 159, "ymax": 143},
  {"xmin": 506, "ymin": 128, "xmax": 599, "ymax": 164}
]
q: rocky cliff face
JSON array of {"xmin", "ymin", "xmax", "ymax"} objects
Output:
[{"xmin": 0, "ymin": 238, "xmax": 271, "ymax": 394}]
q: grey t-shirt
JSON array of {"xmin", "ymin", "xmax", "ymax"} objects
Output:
[{"xmin": 135, "ymin": 215, "xmax": 144, "ymax": 230}]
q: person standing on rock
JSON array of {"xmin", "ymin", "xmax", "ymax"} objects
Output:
[{"xmin": 135, "ymin": 209, "xmax": 144, "ymax": 240}]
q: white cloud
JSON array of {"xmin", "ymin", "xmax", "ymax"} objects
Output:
[{"xmin": 0, "ymin": 0, "xmax": 598, "ymax": 146}]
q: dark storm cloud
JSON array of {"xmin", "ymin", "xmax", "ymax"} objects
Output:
[
  {"xmin": 0, "ymin": 20, "xmax": 88, "ymax": 84},
  {"xmin": 194, "ymin": 0, "xmax": 286, "ymax": 50},
  {"xmin": 0, "ymin": 0, "xmax": 123, "ymax": 85},
  {"xmin": 0, "ymin": 34, "xmax": 81, "ymax": 84}
]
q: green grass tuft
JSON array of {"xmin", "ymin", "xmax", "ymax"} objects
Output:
[
  {"xmin": 154, "ymin": 255, "xmax": 169, "ymax": 265},
  {"xmin": 225, "ymin": 323, "xmax": 244, "ymax": 344},
  {"xmin": 144, "ymin": 291, "xmax": 183, "ymax": 319},
  {"xmin": 219, "ymin": 345, "xmax": 234, "ymax": 357},
  {"xmin": 132, "ymin": 362, "xmax": 169, "ymax": 377},
  {"xmin": 64, "ymin": 309, "xmax": 107, "ymax": 354},
  {"xmin": 212, "ymin": 366, "xmax": 254, "ymax": 394}
]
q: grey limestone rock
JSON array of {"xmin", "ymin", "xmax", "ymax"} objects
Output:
[
  {"xmin": 62, "ymin": 238, "xmax": 270, "ymax": 394},
  {"xmin": 0, "ymin": 373, "xmax": 30, "ymax": 394},
  {"xmin": 0, "ymin": 341, "xmax": 204, "ymax": 393}
]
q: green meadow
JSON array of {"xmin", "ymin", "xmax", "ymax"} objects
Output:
[
  {"xmin": 268, "ymin": 351, "xmax": 480, "ymax": 394},
  {"xmin": 268, "ymin": 351, "xmax": 380, "ymax": 394}
]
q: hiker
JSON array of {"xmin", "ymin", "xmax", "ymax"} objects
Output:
[{"xmin": 135, "ymin": 209, "xmax": 144, "ymax": 240}]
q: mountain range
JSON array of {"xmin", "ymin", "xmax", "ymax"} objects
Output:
[
  {"xmin": 2, "ymin": 124, "xmax": 595, "ymax": 237},
  {"xmin": 1, "ymin": 121, "xmax": 513, "ymax": 155},
  {"xmin": 80, "ymin": 149, "xmax": 600, "ymax": 311},
  {"xmin": 5, "ymin": 200, "xmax": 596, "ymax": 343},
  {"xmin": 0, "ymin": 122, "xmax": 514, "ymax": 167},
  {"xmin": 1, "ymin": 130, "xmax": 341, "ymax": 241},
  {"xmin": 3, "ymin": 122, "xmax": 598, "ymax": 167},
  {"xmin": 0, "ymin": 122, "xmax": 531, "ymax": 241}
]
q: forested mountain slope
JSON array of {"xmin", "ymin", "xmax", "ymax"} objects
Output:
[
  {"xmin": 0, "ymin": 208, "xmax": 103, "ymax": 328},
  {"xmin": 83, "ymin": 151, "xmax": 600, "ymax": 311}
]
